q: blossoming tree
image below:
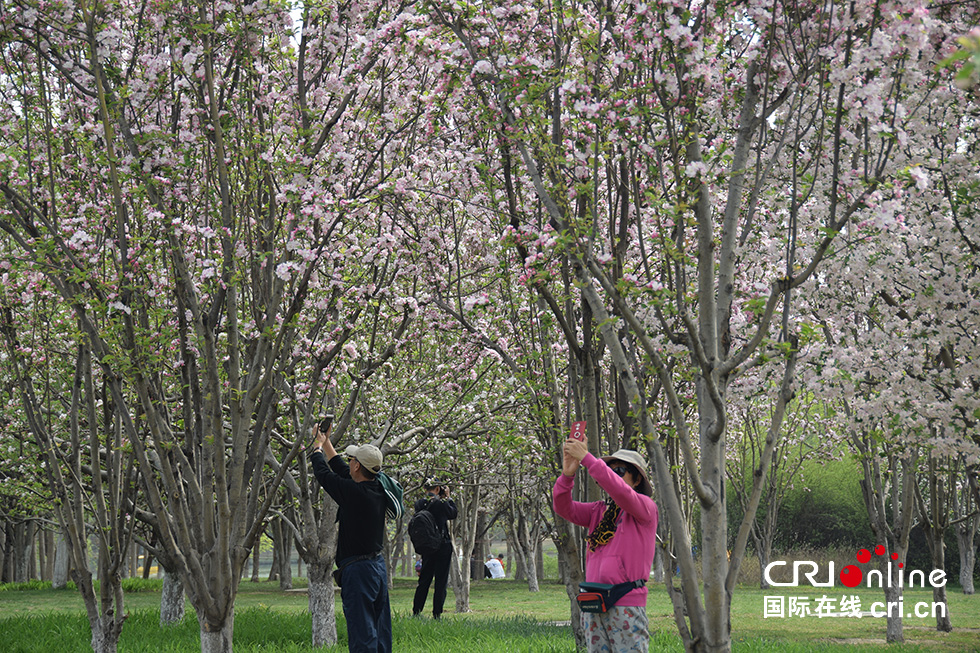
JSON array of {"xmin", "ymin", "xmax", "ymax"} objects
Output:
[
  {"xmin": 409, "ymin": 0, "xmax": 978, "ymax": 650},
  {"xmin": 0, "ymin": 0, "xmax": 427, "ymax": 650}
]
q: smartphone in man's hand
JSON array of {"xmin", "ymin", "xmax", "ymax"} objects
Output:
[
  {"xmin": 569, "ymin": 421, "xmax": 587, "ymax": 442},
  {"xmin": 319, "ymin": 414, "xmax": 334, "ymax": 433}
]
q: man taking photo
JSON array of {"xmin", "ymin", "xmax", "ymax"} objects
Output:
[
  {"xmin": 412, "ymin": 479, "xmax": 457, "ymax": 619},
  {"xmin": 311, "ymin": 419, "xmax": 391, "ymax": 653}
]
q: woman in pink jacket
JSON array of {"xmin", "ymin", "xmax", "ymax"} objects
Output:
[{"xmin": 553, "ymin": 438, "xmax": 658, "ymax": 652}]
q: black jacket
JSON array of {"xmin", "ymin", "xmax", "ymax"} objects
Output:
[
  {"xmin": 311, "ymin": 450, "xmax": 386, "ymax": 562},
  {"xmin": 413, "ymin": 495, "xmax": 458, "ymax": 542}
]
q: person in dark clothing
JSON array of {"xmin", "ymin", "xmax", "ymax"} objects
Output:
[
  {"xmin": 311, "ymin": 422, "xmax": 391, "ymax": 653},
  {"xmin": 412, "ymin": 479, "xmax": 457, "ymax": 618}
]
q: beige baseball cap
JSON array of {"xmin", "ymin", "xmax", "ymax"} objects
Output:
[{"xmin": 344, "ymin": 444, "xmax": 383, "ymax": 474}]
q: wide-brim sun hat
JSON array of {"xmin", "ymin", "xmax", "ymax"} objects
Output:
[
  {"xmin": 344, "ymin": 443, "xmax": 383, "ymax": 474},
  {"xmin": 601, "ymin": 449, "xmax": 653, "ymax": 496}
]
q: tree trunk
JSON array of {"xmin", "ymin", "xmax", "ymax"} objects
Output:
[
  {"xmin": 513, "ymin": 511, "xmax": 539, "ymax": 592},
  {"xmin": 13, "ymin": 520, "xmax": 30, "ymax": 582},
  {"xmin": 450, "ymin": 477, "xmax": 480, "ymax": 613},
  {"xmin": 28, "ymin": 521, "xmax": 37, "ymax": 580},
  {"xmin": 524, "ymin": 552, "xmax": 540, "ymax": 592},
  {"xmin": 160, "ymin": 569, "xmax": 186, "ymax": 625},
  {"xmin": 700, "ymin": 380, "xmax": 731, "ymax": 653},
  {"xmin": 73, "ymin": 568, "xmax": 126, "ymax": 653},
  {"xmin": 449, "ymin": 548, "xmax": 469, "ymax": 612},
  {"xmin": 142, "ymin": 551, "xmax": 155, "ymax": 579},
  {"xmin": 926, "ymin": 526, "xmax": 952, "ymax": 632},
  {"xmin": 653, "ymin": 541, "xmax": 665, "ymax": 583},
  {"xmin": 308, "ymin": 561, "xmax": 338, "ymax": 648},
  {"xmin": 955, "ymin": 517, "xmax": 977, "ymax": 594},
  {"xmin": 554, "ymin": 519, "xmax": 586, "ymax": 650},
  {"xmin": 384, "ymin": 517, "xmax": 400, "ymax": 589},
  {"xmin": 932, "ymin": 582, "xmax": 952, "ymax": 632},
  {"xmin": 701, "ymin": 497, "xmax": 732, "ymax": 652},
  {"xmin": 0, "ymin": 520, "xmax": 8, "ymax": 583},
  {"xmin": 53, "ymin": 531, "xmax": 70, "ymax": 590},
  {"xmin": 855, "ymin": 442, "xmax": 916, "ymax": 645},
  {"xmin": 505, "ymin": 507, "xmax": 536, "ymax": 588},
  {"xmin": 751, "ymin": 530, "xmax": 771, "ymax": 590},
  {"xmin": 916, "ymin": 455, "xmax": 952, "ymax": 632},
  {"xmin": 952, "ymin": 469, "xmax": 978, "ymax": 596},
  {"xmin": 384, "ymin": 515, "xmax": 406, "ymax": 586},
  {"xmin": 883, "ymin": 582, "xmax": 904, "ymax": 644},
  {"xmin": 198, "ymin": 608, "xmax": 234, "ymax": 653},
  {"xmin": 536, "ymin": 540, "xmax": 544, "ymax": 582},
  {"xmin": 251, "ymin": 538, "xmax": 261, "ymax": 583},
  {"xmin": 130, "ymin": 544, "xmax": 139, "ymax": 580},
  {"xmin": 40, "ymin": 528, "xmax": 53, "ymax": 581},
  {"xmin": 89, "ymin": 619, "xmax": 122, "ymax": 653},
  {"xmin": 278, "ymin": 519, "xmax": 293, "ymax": 591},
  {"xmin": 473, "ymin": 510, "xmax": 487, "ymax": 577},
  {"xmin": 268, "ymin": 518, "xmax": 281, "ymax": 582}
]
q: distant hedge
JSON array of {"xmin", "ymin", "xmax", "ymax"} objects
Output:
[
  {"xmin": 723, "ymin": 454, "xmax": 978, "ymax": 586},
  {"xmin": 775, "ymin": 455, "xmax": 874, "ymax": 550}
]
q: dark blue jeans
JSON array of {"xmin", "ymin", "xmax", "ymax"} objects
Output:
[
  {"xmin": 413, "ymin": 540, "xmax": 452, "ymax": 617},
  {"xmin": 340, "ymin": 554, "xmax": 391, "ymax": 653}
]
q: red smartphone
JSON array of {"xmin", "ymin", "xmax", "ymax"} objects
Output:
[{"xmin": 569, "ymin": 421, "xmax": 587, "ymax": 442}]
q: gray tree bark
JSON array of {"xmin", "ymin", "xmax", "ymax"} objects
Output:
[
  {"xmin": 53, "ymin": 531, "xmax": 70, "ymax": 590},
  {"xmin": 450, "ymin": 477, "xmax": 480, "ymax": 613},
  {"xmin": 953, "ymin": 465, "xmax": 979, "ymax": 595},
  {"xmin": 160, "ymin": 569, "xmax": 186, "ymax": 625},
  {"xmin": 856, "ymin": 447, "xmax": 916, "ymax": 644},
  {"xmin": 0, "ymin": 521, "xmax": 7, "ymax": 583},
  {"xmin": 308, "ymin": 561, "xmax": 338, "ymax": 648},
  {"xmin": 250, "ymin": 539, "xmax": 261, "ymax": 583},
  {"xmin": 955, "ymin": 518, "xmax": 977, "ymax": 595},
  {"xmin": 914, "ymin": 455, "xmax": 952, "ymax": 632},
  {"xmin": 198, "ymin": 607, "xmax": 234, "ymax": 653}
]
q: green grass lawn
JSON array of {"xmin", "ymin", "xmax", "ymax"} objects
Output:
[{"xmin": 1, "ymin": 577, "xmax": 978, "ymax": 651}]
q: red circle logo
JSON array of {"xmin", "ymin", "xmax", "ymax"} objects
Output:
[{"xmin": 840, "ymin": 565, "xmax": 863, "ymax": 588}]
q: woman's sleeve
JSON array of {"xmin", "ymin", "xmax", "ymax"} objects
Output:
[
  {"xmin": 552, "ymin": 473, "xmax": 596, "ymax": 528},
  {"xmin": 582, "ymin": 453, "xmax": 657, "ymax": 524}
]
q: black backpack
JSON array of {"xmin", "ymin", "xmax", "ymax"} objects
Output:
[{"xmin": 408, "ymin": 509, "xmax": 443, "ymax": 555}]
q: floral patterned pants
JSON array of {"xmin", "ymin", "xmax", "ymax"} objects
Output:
[{"xmin": 581, "ymin": 605, "xmax": 650, "ymax": 652}]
